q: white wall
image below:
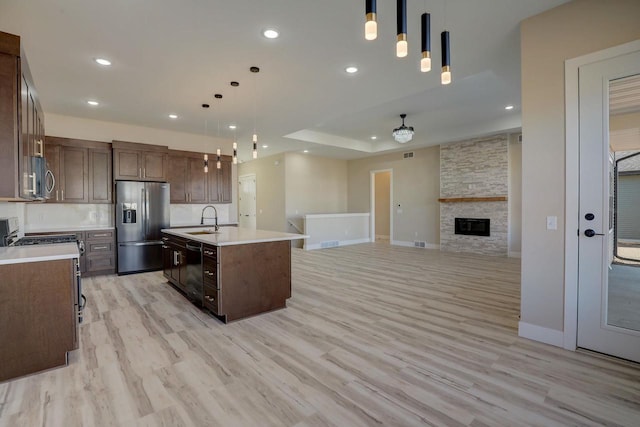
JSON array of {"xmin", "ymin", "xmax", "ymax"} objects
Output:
[
  {"xmin": 304, "ymin": 213, "xmax": 370, "ymax": 250},
  {"xmin": 348, "ymin": 146, "xmax": 440, "ymax": 246},
  {"xmin": 520, "ymin": 0, "xmax": 640, "ymax": 333}
]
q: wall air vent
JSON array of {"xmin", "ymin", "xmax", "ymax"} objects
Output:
[
  {"xmin": 403, "ymin": 151, "xmax": 414, "ymax": 159},
  {"xmin": 320, "ymin": 240, "xmax": 340, "ymax": 248},
  {"xmin": 414, "ymin": 241, "xmax": 426, "ymax": 248}
]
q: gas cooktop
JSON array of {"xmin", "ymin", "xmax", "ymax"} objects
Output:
[{"xmin": 14, "ymin": 234, "xmax": 78, "ymax": 246}]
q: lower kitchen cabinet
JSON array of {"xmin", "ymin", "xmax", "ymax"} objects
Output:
[
  {"xmin": 162, "ymin": 235, "xmax": 186, "ymax": 289},
  {"xmin": 0, "ymin": 258, "xmax": 78, "ymax": 382},
  {"xmin": 85, "ymin": 230, "xmax": 116, "ymax": 275},
  {"xmin": 26, "ymin": 229, "xmax": 116, "ymax": 276}
]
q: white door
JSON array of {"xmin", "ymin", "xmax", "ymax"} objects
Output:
[
  {"xmin": 577, "ymin": 50, "xmax": 640, "ymax": 363},
  {"xmin": 238, "ymin": 174, "xmax": 256, "ymax": 229}
]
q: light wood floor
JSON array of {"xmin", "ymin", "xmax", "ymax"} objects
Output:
[{"xmin": 1, "ymin": 243, "xmax": 639, "ymax": 426}]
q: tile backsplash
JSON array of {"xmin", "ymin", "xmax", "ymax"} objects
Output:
[
  {"xmin": 24, "ymin": 203, "xmax": 113, "ymax": 232},
  {"xmin": 170, "ymin": 204, "xmax": 233, "ymax": 226}
]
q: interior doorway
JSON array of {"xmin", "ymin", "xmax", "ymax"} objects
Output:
[
  {"xmin": 238, "ymin": 174, "xmax": 256, "ymax": 229},
  {"xmin": 370, "ymin": 169, "xmax": 393, "ymax": 243}
]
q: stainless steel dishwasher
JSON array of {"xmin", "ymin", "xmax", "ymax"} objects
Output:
[{"xmin": 184, "ymin": 241, "xmax": 203, "ymax": 304}]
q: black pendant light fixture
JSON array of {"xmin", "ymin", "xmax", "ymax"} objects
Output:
[
  {"xmin": 441, "ymin": 30, "xmax": 451, "ymax": 84},
  {"xmin": 396, "ymin": 0, "xmax": 408, "ymax": 58},
  {"xmin": 365, "ymin": 0, "xmax": 377, "ymax": 40},
  {"xmin": 420, "ymin": 13, "xmax": 431, "ymax": 72}
]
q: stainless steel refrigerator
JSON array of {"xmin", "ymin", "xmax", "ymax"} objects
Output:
[{"xmin": 116, "ymin": 181, "xmax": 170, "ymax": 274}]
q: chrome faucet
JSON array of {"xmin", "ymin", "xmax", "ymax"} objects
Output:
[{"xmin": 200, "ymin": 205, "xmax": 219, "ymax": 230}]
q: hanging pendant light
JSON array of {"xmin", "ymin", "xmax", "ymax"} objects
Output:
[
  {"xmin": 216, "ymin": 148, "xmax": 221, "ymax": 169},
  {"xmin": 233, "ymin": 141, "xmax": 238, "ymax": 164},
  {"xmin": 203, "ymin": 154, "xmax": 209, "ymax": 173},
  {"xmin": 441, "ymin": 30, "xmax": 451, "ymax": 84},
  {"xmin": 252, "ymin": 134, "xmax": 258, "ymax": 159},
  {"xmin": 420, "ymin": 13, "xmax": 431, "ymax": 72},
  {"xmin": 365, "ymin": 0, "xmax": 377, "ymax": 40},
  {"xmin": 396, "ymin": 0, "xmax": 407, "ymax": 57},
  {"xmin": 392, "ymin": 114, "xmax": 414, "ymax": 143}
]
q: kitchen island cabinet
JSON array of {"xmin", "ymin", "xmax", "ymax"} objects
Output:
[{"xmin": 161, "ymin": 227, "xmax": 307, "ymax": 322}]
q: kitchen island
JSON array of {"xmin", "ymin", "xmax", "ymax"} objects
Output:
[{"xmin": 161, "ymin": 227, "xmax": 308, "ymax": 322}]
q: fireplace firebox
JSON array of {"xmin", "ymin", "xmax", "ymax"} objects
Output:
[{"xmin": 455, "ymin": 218, "xmax": 490, "ymax": 236}]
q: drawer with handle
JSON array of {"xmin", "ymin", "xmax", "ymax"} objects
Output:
[
  {"xmin": 203, "ymin": 245, "xmax": 217, "ymax": 260},
  {"xmin": 86, "ymin": 230, "xmax": 114, "ymax": 240},
  {"xmin": 88, "ymin": 241, "xmax": 113, "ymax": 253},
  {"xmin": 203, "ymin": 284, "xmax": 219, "ymax": 314}
]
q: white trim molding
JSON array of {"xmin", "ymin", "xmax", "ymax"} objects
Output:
[{"xmin": 518, "ymin": 322, "xmax": 564, "ymax": 348}]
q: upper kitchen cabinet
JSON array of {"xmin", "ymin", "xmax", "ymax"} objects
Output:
[
  {"xmin": 168, "ymin": 150, "xmax": 208, "ymax": 204},
  {"xmin": 208, "ymin": 156, "xmax": 232, "ymax": 204},
  {"xmin": 0, "ymin": 31, "xmax": 46, "ymax": 201},
  {"xmin": 45, "ymin": 137, "xmax": 112, "ymax": 204},
  {"xmin": 112, "ymin": 140, "xmax": 168, "ymax": 182}
]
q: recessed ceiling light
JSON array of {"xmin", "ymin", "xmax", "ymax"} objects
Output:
[
  {"xmin": 95, "ymin": 58, "xmax": 111, "ymax": 66},
  {"xmin": 345, "ymin": 66, "xmax": 358, "ymax": 74},
  {"xmin": 505, "ymin": 105, "xmax": 515, "ymax": 110},
  {"xmin": 303, "ymin": 150, "xmax": 309, "ymax": 153},
  {"xmin": 87, "ymin": 100, "xmax": 99, "ymax": 106},
  {"xmin": 262, "ymin": 145, "xmax": 268, "ymax": 149},
  {"xmin": 229, "ymin": 124, "xmax": 237, "ymax": 129},
  {"xmin": 263, "ymin": 29, "xmax": 279, "ymax": 39},
  {"xmin": 371, "ymin": 136, "xmax": 377, "ymax": 140},
  {"xmin": 169, "ymin": 114, "xmax": 178, "ymax": 119}
]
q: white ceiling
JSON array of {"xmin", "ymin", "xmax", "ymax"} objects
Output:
[{"xmin": 0, "ymin": 0, "xmax": 569, "ymax": 161}]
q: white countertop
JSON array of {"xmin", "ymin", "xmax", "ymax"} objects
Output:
[
  {"xmin": 162, "ymin": 227, "xmax": 308, "ymax": 246},
  {"xmin": 24, "ymin": 225, "xmax": 115, "ymax": 233},
  {"xmin": 0, "ymin": 243, "xmax": 80, "ymax": 265}
]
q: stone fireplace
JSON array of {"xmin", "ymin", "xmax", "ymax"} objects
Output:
[{"xmin": 439, "ymin": 135, "xmax": 509, "ymax": 256}]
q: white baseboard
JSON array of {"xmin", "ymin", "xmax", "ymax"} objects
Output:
[
  {"xmin": 518, "ymin": 321, "xmax": 564, "ymax": 348},
  {"xmin": 305, "ymin": 237, "xmax": 371, "ymax": 251},
  {"xmin": 391, "ymin": 240, "xmax": 440, "ymax": 250},
  {"xmin": 508, "ymin": 251, "xmax": 521, "ymax": 258}
]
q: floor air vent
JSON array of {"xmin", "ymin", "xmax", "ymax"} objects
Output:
[
  {"xmin": 321, "ymin": 240, "xmax": 340, "ymax": 248},
  {"xmin": 414, "ymin": 241, "xmax": 426, "ymax": 248},
  {"xmin": 403, "ymin": 151, "xmax": 414, "ymax": 159}
]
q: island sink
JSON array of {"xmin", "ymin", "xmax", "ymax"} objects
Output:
[{"xmin": 186, "ymin": 230, "xmax": 220, "ymax": 235}]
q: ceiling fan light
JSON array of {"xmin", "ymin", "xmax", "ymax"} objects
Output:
[{"xmin": 392, "ymin": 114, "xmax": 414, "ymax": 143}]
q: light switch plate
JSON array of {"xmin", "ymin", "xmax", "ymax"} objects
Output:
[{"xmin": 546, "ymin": 216, "xmax": 557, "ymax": 230}]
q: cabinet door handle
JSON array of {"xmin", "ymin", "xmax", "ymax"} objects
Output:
[
  {"xmin": 56, "ymin": 190, "xmax": 59, "ymax": 201},
  {"xmin": 35, "ymin": 139, "xmax": 43, "ymax": 157},
  {"xmin": 173, "ymin": 251, "xmax": 179, "ymax": 265},
  {"xmin": 93, "ymin": 246, "xmax": 108, "ymax": 250},
  {"xmin": 93, "ymin": 233, "xmax": 109, "ymax": 237},
  {"xmin": 143, "ymin": 168, "xmax": 146, "ymax": 178},
  {"xmin": 204, "ymin": 250, "xmax": 214, "ymax": 255},
  {"xmin": 204, "ymin": 270, "xmax": 214, "ymax": 276},
  {"xmin": 27, "ymin": 173, "xmax": 36, "ymax": 194},
  {"xmin": 139, "ymin": 168, "xmax": 142, "ymax": 178},
  {"xmin": 162, "ymin": 245, "xmax": 169, "ymax": 249},
  {"xmin": 61, "ymin": 189, "xmax": 64, "ymax": 201}
]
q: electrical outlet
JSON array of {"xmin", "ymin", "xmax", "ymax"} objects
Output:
[{"xmin": 546, "ymin": 216, "xmax": 557, "ymax": 230}]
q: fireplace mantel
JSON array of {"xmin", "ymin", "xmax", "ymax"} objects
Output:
[{"xmin": 438, "ymin": 196, "xmax": 507, "ymax": 203}]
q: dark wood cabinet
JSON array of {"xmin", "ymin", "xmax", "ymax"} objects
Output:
[
  {"xmin": 45, "ymin": 137, "xmax": 112, "ymax": 204},
  {"xmin": 0, "ymin": 258, "xmax": 77, "ymax": 382},
  {"xmin": 207, "ymin": 157, "xmax": 232, "ymax": 204},
  {"xmin": 167, "ymin": 150, "xmax": 211, "ymax": 204},
  {"xmin": 112, "ymin": 140, "xmax": 168, "ymax": 182},
  {"xmin": 162, "ymin": 234, "xmax": 186, "ymax": 289},
  {"xmin": 0, "ymin": 31, "xmax": 45, "ymax": 201},
  {"xmin": 85, "ymin": 230, "xmax": 116, "ymax": 275},
  {"xmin": 88, "ymin": 148, "xmax": 112, "ymax": 203}
]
